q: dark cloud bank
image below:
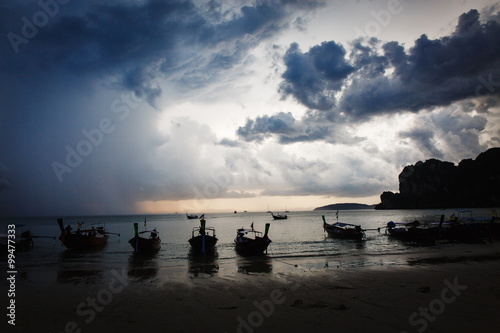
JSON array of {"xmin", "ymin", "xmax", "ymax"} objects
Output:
[
  {"xmin": 0, "ymin": 0, "xmax": 320, "ymax": 216},
  {"xmin": 238, "ymin": 9, "xmax": 500, "ymax": 146}
]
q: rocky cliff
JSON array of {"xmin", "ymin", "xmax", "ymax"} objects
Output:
[{"xmin": 375, "ymin": 148, "xmax": 500, "ymax": 209}]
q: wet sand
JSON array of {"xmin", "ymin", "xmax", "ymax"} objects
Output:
[{"xmin": 4, "ymin": 242, "xmax": 500, "ymax": 332}]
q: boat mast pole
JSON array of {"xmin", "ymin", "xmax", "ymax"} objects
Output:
[
  {"xmin": 200, "ymin": 218, "xmax": 206, "ymax": 254},
  {"xmin": 57, "ymin": 218, "xmax": 65, "ymax": 246},
  {"xmin": 264, "ymin": 223, "xmax": 270, "ymax": 254},
  {"xmin": 133, "ymin": 223, "xmax": 139, "ymax": 253}
]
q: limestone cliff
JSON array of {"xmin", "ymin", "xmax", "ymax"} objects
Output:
[{"xmin": 375, "ymin": 148, "xmax": 500, "ymax": 209}]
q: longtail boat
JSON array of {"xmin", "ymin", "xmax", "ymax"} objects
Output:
[
  {"xmin": 385, "ymin": 217, "xmax": 444, "ymax": 241},
  {"xmin": 57, "ymin": 218, "xmax": 119, "ymax": 249},
  {"xmin": 0, "ymin": 229, "xmax": 34, "ymax": 252},
  {"xmin": 235, "ymin": 223, "xmax": 271, "ymax": 255},
  {"xmin": 1, "ymin": 224, "xmax": 55, "ymax": 252},
  {"xmin": 271, "ymin": 212, "xmax": 287, "ymax": 220},
  {"xmin": 128, "ymin": 222, "xmax": 161, "ymax": 253},
  {"xmin": 322, "ymin": 215, "xmax": 365, "ymax": 240},
  {"xmin": 189, "ymin": 218, "xmax": 218, "ymax": 254}
]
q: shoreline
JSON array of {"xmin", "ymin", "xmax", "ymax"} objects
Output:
[{"xmin": 3, "ymin": 242, "xmax": 500, "ymax": 332}]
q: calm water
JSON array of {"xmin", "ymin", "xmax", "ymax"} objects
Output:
[{"xmin": 1, "ymin": 208, "xmax": 497, "ymax": 283}]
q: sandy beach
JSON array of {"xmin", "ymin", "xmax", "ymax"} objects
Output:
[{"xmin": 2, "ymin": 241, "xmax": 499, "ymax": 332}]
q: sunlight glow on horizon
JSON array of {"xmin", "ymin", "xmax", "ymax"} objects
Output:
[{"xmin": 135, "ymin": 194, "xmax": 382, "ymax": 214}]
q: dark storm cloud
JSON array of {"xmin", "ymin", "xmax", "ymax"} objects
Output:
[
  {"xmin": 1, "ymin": 0, "xmax": 318, "ymax": 106},
  {"xmin": 280, "ymin": 9, "xmax": 500, "ymax": 118},
  {"xmin": 236, "ymin": 8, "xmax": 500, "ymax": 151},
  {"xmin": 399, "ymin": 128, "xmax": 444, "ymax": 159},
  {"xmin": 398, "ymin": 105, "xmax": 489, "ymax": 160},
  {"xmin": 0, "ymin": 0, "xmax": 321, "ymax": 216},
  {"xmin": 237, "ymin": 112, "xmax": 297, "ymax": 142},
  {"xmin": 279, "ymin": 41, "xmax": 354, "ymax": 110},
  {"xmin": 236, "ymin": 111, "xmax": 365, "ymax": 144}
]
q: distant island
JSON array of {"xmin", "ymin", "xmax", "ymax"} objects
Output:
[
  {"xmin": 375, "ymin": 147, "xmax": 500, "ymax": 209},
  {"xmin": 314, "ymin": 203, "xmax": 376, "ymax": 211}
]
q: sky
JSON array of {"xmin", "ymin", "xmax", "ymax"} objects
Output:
[{"xmin": 1, "ymin": 0, "xmax": 500, "ymax": 216}]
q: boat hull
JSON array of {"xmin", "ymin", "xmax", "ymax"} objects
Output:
[
  {"xmin": 0, "ymin": 236, "xmax": 34, "ymax": 252},
  {"xmin": 387, "ymin": 223, "xmax": 453, "ymax": 241},
  {"xmin": 128, "ymin": 236, "xmax": 161, "ymax": 253},
  {"xmin": 235, "ymin": 237, "xmax": 271, "ymax": 256},
  {"xmin": 60, "ymin": 234, "xmax": 108, "ymax": 249},
  {"xmin": 324, "ymin": 226, "xmax": 364, "ymax": 240},
  {"xmin": 189, "ymin": 235, "xmax": 218, "ymax": 253}
]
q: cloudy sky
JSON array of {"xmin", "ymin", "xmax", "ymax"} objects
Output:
[{"xmin": 1, "ymin": 0, "xmax": 499, "ymax": 216}]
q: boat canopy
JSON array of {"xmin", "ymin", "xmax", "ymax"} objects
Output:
[
  {"xmin": 138, "ymin": 230, "xmax": 159, "ymax": 235},
  {"xmin": 333, "ymin": 222, "xmax": 361, "ymax": 228},
  {"xmin": 387, "ymin": 221, "xmax": 420, "ymax": 227},
  {"xmin": 237, "ymin": 228, "xmax": 262, "ymax": 235}
]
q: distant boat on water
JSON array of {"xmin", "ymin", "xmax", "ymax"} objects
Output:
[
  {"xmin": 271, "ymin": 212, "xmax": 288, "ymax": 220},
  {"xmin": 186, "ymin": 213, "xmax": 198, "ymax": 219}
]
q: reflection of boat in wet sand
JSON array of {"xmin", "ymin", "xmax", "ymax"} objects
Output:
[
  {"xmin": 188, "ymin": 250, "xmax": 219, "ymax": 277},
  {"xmin": 128, "ymin": 222, "xmax": 161, "ymax": 253},
  {"xmin": 189, "ymin": 217, "xmax": 218, "ymax": 254},
  {"xmin": 57, "ymin": 250, "xmax": 104, "ymax": 283},
  {"xmin": 128, "ymin": 252, "xmax": 159, "ymax": 280},
  {"xmin": 57, "ymin": 218, "xmax": 119, "ymax": 249},
  {"xmin": 237, "ymin": 255, "xmax": 272, "ymax": 274},
  {"xmin": 322, "ymin": 215, "xmax": 365, "ymax": 240},
  {"xmin": 235, "ymin": 223, "xmax": 271, "ymax": 255},
  {"xmin": 57, "ymin": 269, "xmax": 103, "ymax": 284}
]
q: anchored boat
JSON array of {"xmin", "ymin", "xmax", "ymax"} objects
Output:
[
  {"xmin": 235, "ymin": 223, "xmax": 271, "ymax": 255},
  {"xmin": 129, "ymin": 222, "xmax": 161, "ymax": 253},
  {"xmin": 1, "ymin": 225, "xmax": 55, "ymax": 252},
  {"xmin": 189, "ymin": 217, "xmax": 218, "ymax": 254},
  {"xmin": 57, "ymin": 218, "xmax": 119, "ymax": 249},
  {"xmin": 322, "ymin": 215, "xmax": 365, "ymax": 240}
]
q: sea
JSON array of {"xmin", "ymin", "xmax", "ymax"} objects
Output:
[{"xmin": 1, "ymin": 208, "xmax": 498, "ymax": 284}]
